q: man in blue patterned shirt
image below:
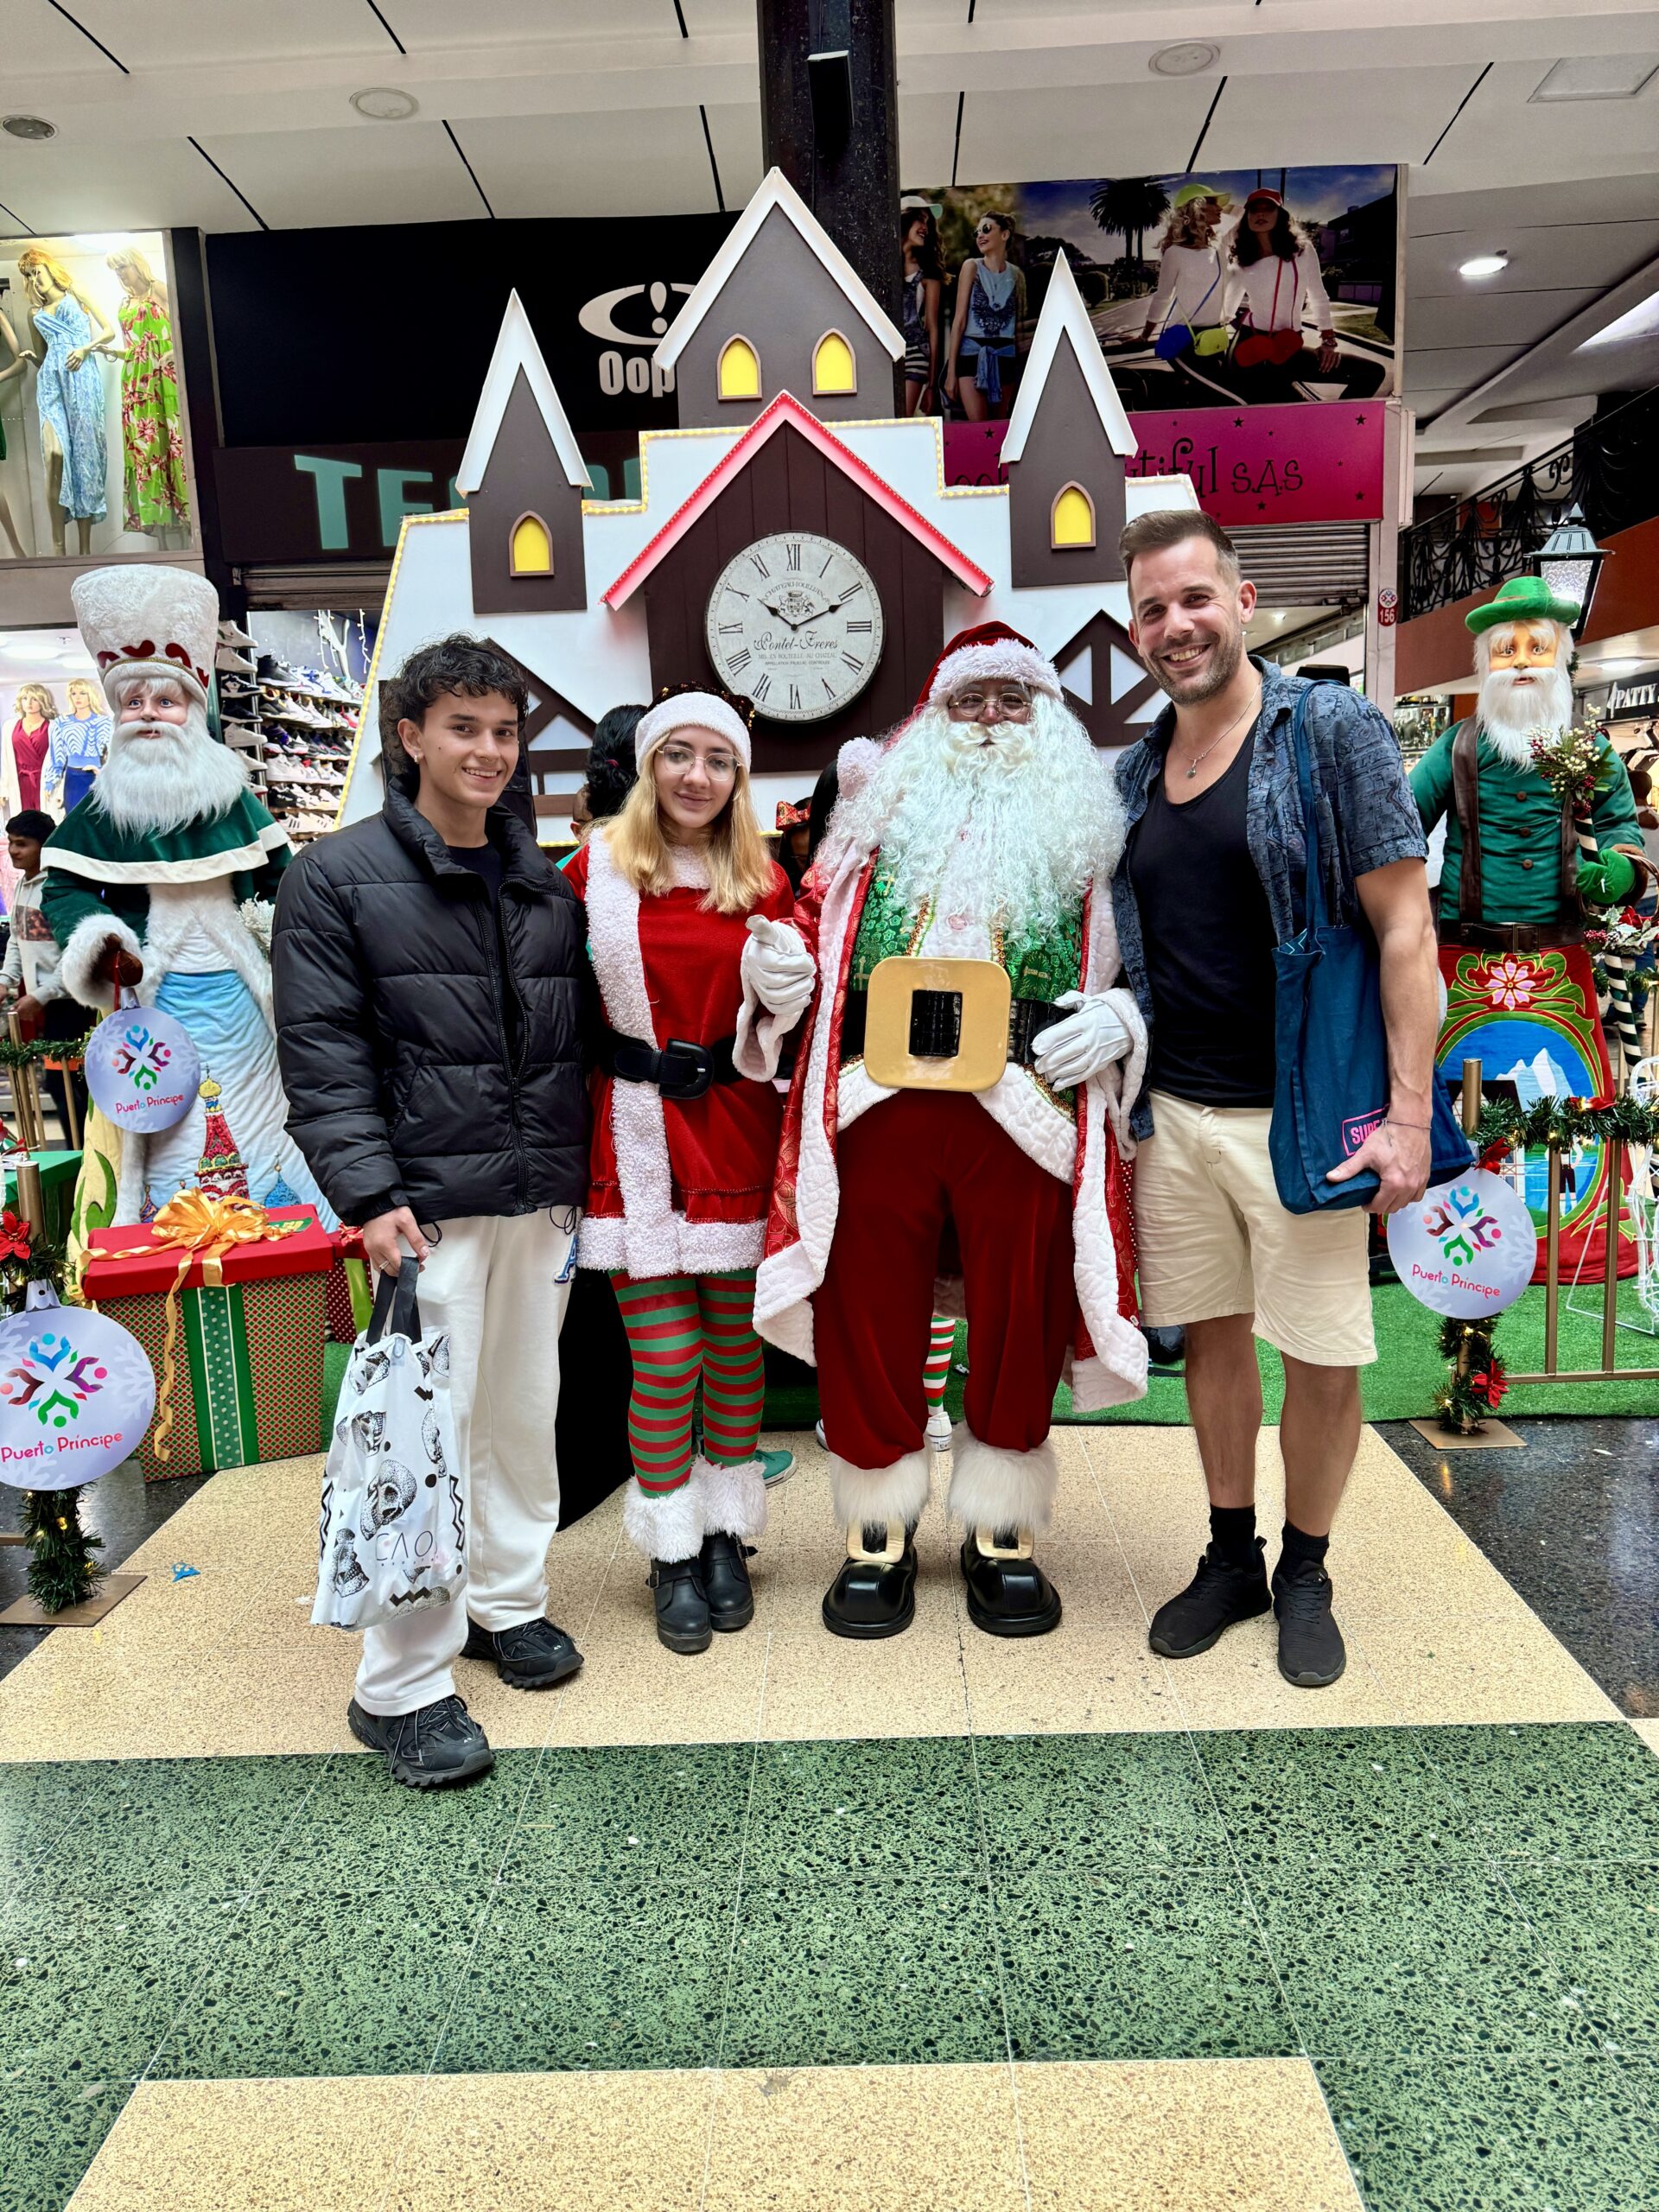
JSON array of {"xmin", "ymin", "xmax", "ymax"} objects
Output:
[{"xmin": 1111, "ymin": 507, "xmax": 1438, "ymax": 1690}]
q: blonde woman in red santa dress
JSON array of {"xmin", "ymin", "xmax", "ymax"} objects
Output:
[{"xmin": 563, "ymin": 688, "xmax": 813, "ymax": 1653}]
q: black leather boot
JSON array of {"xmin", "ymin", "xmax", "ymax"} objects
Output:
[
  {"xmin": 823, "ymin": 1522, "xmax": 918, "ymax": 1640},
  {"xmin": 649, "ymin": 1555, "xmax": 712, "ymax": 1654},
  {"xmin": 959, "ymin": 1527, "xmax": 1062, "ymax": 1637},
  {"xmin": 701, "ymin": 1532, "xmax": 756, "ymax": 1632}
]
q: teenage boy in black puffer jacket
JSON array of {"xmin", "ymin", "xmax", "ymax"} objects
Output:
[{"xmin": 273, "ymin": 636, "xmax": 590, "ymax": 1789}]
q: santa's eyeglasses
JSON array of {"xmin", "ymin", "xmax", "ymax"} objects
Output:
[{"xmin": 947, "ymin": 685, "xmax": 1033, "ymax": 722}]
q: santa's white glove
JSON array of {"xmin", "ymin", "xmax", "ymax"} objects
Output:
[
  {"xmin": 1030, "ymin": 990, "xmax": 1132, "ymax": 1088},
  {"xmin": 744, "ymin": 916, "xmax": 815, "ymax": 1023}
]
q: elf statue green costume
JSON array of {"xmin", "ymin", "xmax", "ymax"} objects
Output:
[
  {"xmin": 41, "ymin": 565, "xmax": 332, "ymax": 1230},
  {"xmin": 1411, "ymin": 574, "xmax": 1646, "ymax": 1281}
]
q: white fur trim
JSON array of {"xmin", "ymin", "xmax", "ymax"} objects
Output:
[
  {"xmin": 624, "ymin": 1477, "xmax": 703, "ymax": 1563},
  {"xmin": 947, "ymin": 1430, "xmax": 1059, "ymax": 1535},
  {"xmin": 583, "ymin": 832, "xmax": 683, "ymax": 1281},
  {"xmin": 835, "ymin": 734, "xmax": 885, "ymax": 801},
  {"xmin": 576, "ymin": 1208, "xmax": 765, "ymax": 1275},
  {"xmin": 71, "ymin": 566, "xmax": 219, "ymax": 703},
  {"xmin": 60, "ymin": 910, "xmax": 140, "ymax": 1012},
  {"xmin": 1068, "ymin": 892, "xmax": 1150, "ymax": 1412},
  {"xmin": 635, "ymin": 692, "xmax": 751, "ymax": 770},
  {"xmin": 926, "ymin": 639, "xmax": 1062, "ymax": 707},
  {"xmin": 826, "ymin": 1446, "xmax": 932, "ymax": 1531},
  {"xmin": 133, "ymin": 881, "xmax": 275, "ymax": 1022},
  {"xmin": 696, "ymin": 1453, "xmax": 768, "ymax": 1541},
  {"xmin": 45, "ymin": 819, "xmax": 289, "ymax": 886}
]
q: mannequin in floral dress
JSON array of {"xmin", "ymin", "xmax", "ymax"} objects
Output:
[
  {"xmin": 18, "ymin": 249, "xmax": 114, "ymax": 556},
  {"xmin": 107, "ymin": 248, "xmax": 189, "ymax": 540}
]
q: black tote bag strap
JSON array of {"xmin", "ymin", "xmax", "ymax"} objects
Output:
[{"xmin": 366, "ymin": 1254, "xmax": 423, "ymax": 1344}]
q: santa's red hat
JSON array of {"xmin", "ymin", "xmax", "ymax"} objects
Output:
[{"xmin": 921, "ymin": 621, "xmax": 1063, "ymax": 709}]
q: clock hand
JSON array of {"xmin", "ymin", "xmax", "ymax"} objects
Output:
[{"xmin": 758, "ymin": 592, "xmax": 809, "ymax": 631}]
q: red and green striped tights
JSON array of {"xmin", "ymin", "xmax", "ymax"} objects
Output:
[{"xmin": 611, "ymin": 1270, "xmax": 767, "ymax": 1499}]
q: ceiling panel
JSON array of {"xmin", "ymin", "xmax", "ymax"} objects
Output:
[
  {"xmin": 0, "ymin": 4, "xmax": 119, "ymax": 75},
  {"xmin": 955, "ymin": 79, "xmax": 1213, "ymax": 186},
  {"xmin": 1407, "ymin": 288, "xmax": 1601, "ymax": 350},
  {"xmin": 1412, "ymin": 57, "xmax": 1659, "ymax": 196},
  {"xmin": 704, "ymin": 101, "xmax": 765, "ymax": 209},
  {"xmin": 453, "ymin": 105, "xmax": 716, "ymax": 219},
  {"xmin": 1200, "ymin": 65, "xmax": 1482, "ymax": 170},
  {"xmin": 0, "ymin": 136, "xmax": 257, "ymax": 235},
  {"xmin": 381, "ymin": 0, "xmax": 717, "ymax": 45},
  {"xmin": 66, "ymin": 0, "xmax": 388, "ymax": 69},
  {"xmin": 897, "ymin": 93, "xmax": 962, "ymax": 189},
  {"xmin": 193, "ymin": 122, "xmax": 482, "ymax": 228},
  {"xmin": 1410, "ymin": 173, "xmax": 1659, "ymax": 232},
  {"xmin": 1408, "ymin": 219, "xmax": 1659, "ymax": 299}
]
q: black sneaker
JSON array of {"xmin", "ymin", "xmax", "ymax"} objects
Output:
[
  {"xmin": 346, "ymin": 1694, "xmax": 494, "ymax": 1789},
  {"xmin": 1272, "ymin": 1556, "xmax": 1346, "ymax": 1688},
  {"xmin": 1147, "ymin": 1539, "xmax": 1270, "ymax": 1658},
  {"xmin": 462, "ymin": 1616, "xmax": 583, "ymax": 1690}
]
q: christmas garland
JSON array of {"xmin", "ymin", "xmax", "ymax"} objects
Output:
[
  {"xmin": 0, "ymin": 1028, "xmax": 92, "ymax": 1070},
  {"xmin": 0, "ymin": 1206, "xmax": 105, "ymax": 1611}
]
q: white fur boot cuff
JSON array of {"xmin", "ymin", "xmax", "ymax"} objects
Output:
[
  {"xmin": 826, "ymin": 1447, "xmax": 932, "ymax": 1532},
  {"xmin": 696, "ymin": 1455, "xmax": 768, "ymax": 1542},
  {"xmin": 623, "ymin": 1478, "xmax": 702, "ymax": 1563},
  {"xmin": 947, "ymin": 1430, "xmax": 1059, "ymax": 1536}
]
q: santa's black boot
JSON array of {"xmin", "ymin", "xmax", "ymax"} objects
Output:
[
  {"xmin": 821, "ymin": 1446, "xmax": 931, "ymax": 1639},
  {"xmin": 950, "ymin": 1431, "xmax": 1063, "ymax": 1637}
]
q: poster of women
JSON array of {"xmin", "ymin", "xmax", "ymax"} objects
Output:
[{"xmin": 906, "ymin": 165, "xmax": 1399, "ymax": 415}]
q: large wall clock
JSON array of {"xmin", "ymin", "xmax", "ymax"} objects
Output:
[{"xmin": 704, "ymin": 532, "xmax": 884, "ymax": 722}]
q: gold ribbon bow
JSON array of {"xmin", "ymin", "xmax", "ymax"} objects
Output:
[{"xmin": 100, "ymin": 1194, "xmax": 310, "ymax": 1463}]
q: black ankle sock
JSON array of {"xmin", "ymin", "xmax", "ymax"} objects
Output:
[
  {"xmin": 1280, "ymin": 1521, "xmax": 1330, "ymax": 1571},
  {"xmin": 1209, "ymin": 1504, "xmax": 1259, "ymax": 1565}
]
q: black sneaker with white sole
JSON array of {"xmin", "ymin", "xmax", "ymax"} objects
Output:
[
  {"xmin": 1271, "ymin": 1556, "xmax": 1347, "ymax": 1688},
  {"xmin": 1147, "ymin": 1538, "xmax": 1271, "ymax": 1658},
  {"xmin": 346, "ymin": 1694, "xmax": 494, "ymax": 1789},
  {"xmin": 462, "ymin": 1616, "xmax": 583, "ymax": 1690}
]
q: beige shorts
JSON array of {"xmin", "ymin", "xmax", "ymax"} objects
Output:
[{"xmin": 1133, "ymin": 1090, "xmax": 1376, "ymax": 1367}]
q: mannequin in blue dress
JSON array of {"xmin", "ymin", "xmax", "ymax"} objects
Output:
[{"xmin": 18, "ymin": 249, "xmax": 115, "ymax": 556}]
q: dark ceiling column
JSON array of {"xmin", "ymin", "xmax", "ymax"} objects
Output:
[{"xmin": 755, "ymin": 0, "xmax": 901, "ymax": 395}]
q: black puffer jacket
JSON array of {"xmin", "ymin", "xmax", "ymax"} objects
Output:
[{"xmin": 271, "ymin": 788, "xmax": 588, "ymax": 1225}]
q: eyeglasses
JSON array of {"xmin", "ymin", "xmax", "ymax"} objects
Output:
[
  {"xmin": 658, "ymin": 743, "xmax": 738, "ymax": 780},
  {"xmin": 947, "ymin": 688, "xmax": 1033, "ymax": 722}
]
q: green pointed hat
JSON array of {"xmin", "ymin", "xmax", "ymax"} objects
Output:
[{"xmin": 1465, "ymin": 573, "xmax": 1580, "ymax": 636}]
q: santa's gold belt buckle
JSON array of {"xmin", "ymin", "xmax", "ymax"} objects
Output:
[{"xmin": 863, "ymin": 957, "xmax": 1011, "ymax": 1093}]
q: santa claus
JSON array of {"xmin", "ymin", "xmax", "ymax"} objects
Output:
[
  {"xmin": 41, "ymin": 566, "xmax": 330, "ymax": 1227},
  {"xmin": 738, "ymin": 624, "xmax": 1147, "ymax": 1639}
]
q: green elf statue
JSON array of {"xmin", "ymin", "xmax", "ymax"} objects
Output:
[
  {"xmin": 1411, "ymin": 573, "xmax": 1646, "ymax": 1280},
  {"xmin": 41, "ymin": 565, "xmax": 332, "ymax": 1230}
]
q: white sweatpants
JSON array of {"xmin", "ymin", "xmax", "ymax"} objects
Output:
[{"xmin": 353, "ymin": 1210, "xmax": 576, "ymax": 1717}]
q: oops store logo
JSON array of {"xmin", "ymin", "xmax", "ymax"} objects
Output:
[{"xmin": 578, "ymin": 282, "xmax": 694, "ymax": 399}]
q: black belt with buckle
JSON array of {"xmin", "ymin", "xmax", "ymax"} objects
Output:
[
  {"xmin": 840, "ymin": 987, "xmax": 1067, "ymax": 1069},
  {"xmin": 599, "ymin": 1027, "xmax": 741, "ymax": 1101},
  {"xmin": 1438, "ymin": 919, "xmax": 1582, "ymax": 953}
]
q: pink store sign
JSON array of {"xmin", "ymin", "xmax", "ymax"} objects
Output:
[{"xmin": 944, "ymin": 404, "xmax": 1385, "ymax": 526}]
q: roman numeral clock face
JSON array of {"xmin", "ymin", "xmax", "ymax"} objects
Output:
[{"xmin": 704, "ymin": 534, "xmax": 884, "ymax": 723}]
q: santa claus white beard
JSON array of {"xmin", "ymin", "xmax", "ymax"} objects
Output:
[
  {"xmin": 92, "ymin": 702, "xmax": 251, "ymax": 838},
  {"xmin": 1478, "ymin": 664, "xmax": 1574, "ymax": 770},
  {"xmin": 828, "ymin": 695, "xmax": 1124, "ymax": 941}
]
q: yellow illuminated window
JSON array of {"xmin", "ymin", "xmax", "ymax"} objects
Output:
[
  {"xmin": 718, "ymin": 336, "xmax": 761, "ymax": 401},
  {"xmin": 812, "ymin": 330, "xmax": 856, "ymax": 395},
  {"xmin": 510, "ymin": 512, "xmax": 552, "ymax": 575},
  {"xmin": 1052, "ymin": 483, "xmax": 1096, "ymax": 550}
]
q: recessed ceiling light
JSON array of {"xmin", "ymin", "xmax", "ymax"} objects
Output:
[
  {"xmin": 2, "ymin": 114, "xmax": 56, "ymax": 142},
  {"xmin": 1149, "ymin": 42, "xmax": 1219, "ymax": 77},
  {"xmin": 1459, "ymin": 253, "xmax": 1510, "ymax": 279},
  {"xmin": 1529, "ymin": 54, "xmax": 1658, "ymax": 102},
  {"xmin": 349, "ymin": 86, "xmax": 420, "ymax": 122}
]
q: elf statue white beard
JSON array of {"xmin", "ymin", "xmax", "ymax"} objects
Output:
[
  {"xmin": 1477, "ymin": 662, "xmax": 1575, "ymax": 771},
  {"xmin": 829, "ymin": 692, "xmax": 1125, "ymax": 943},
  {"xmin": 92, "ymin": 698, "xmax": 251, "ymax": 838}
]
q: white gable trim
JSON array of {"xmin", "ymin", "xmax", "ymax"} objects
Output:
[
  {"xmin": 457, "ymin": 289, "xmax": 591, "ymax": 496},
  {"xmin": 654, "ymin": 166, "xmax": 905, "ymax": 373},
  {"xmin": 1002, "ymin": 251, "xmax": 1136, "ymax": 466}
]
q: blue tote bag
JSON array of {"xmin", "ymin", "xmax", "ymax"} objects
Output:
[{"xmin": 1269, "ymin": 687, "xmax": 1472, "ymax": 1214}]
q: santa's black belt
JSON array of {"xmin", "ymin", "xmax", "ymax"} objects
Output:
[
  {"xmin": 840, "ymin": 986, "xmax": 1066, "ymax": 1068},
  {"xmin": 599, "ymin": 1027, "xmax": 740, "ymax": 1101},
  {"xmin": 1439, "ymin": 920, "xmax": 1582, "ymax": 953}
]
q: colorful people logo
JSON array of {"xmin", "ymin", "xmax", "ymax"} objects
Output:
[
  {"xmin": 1, "ymin": 1328, "xmax": 108, "ymax": 1430},
  {"xmin": 1420, "ymin": 1182, "xmax": 1503, "ymax": 1269},
  {"xmin": 111, "ymin": 1023, "xmax": 172, "ymax": 1093},
  {"xmin": 1387, "ymin": 1166, "xmax": 1538, "ymax": 1318}
]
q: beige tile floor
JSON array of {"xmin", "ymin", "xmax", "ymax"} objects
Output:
[
  {"xmin": 0, "ymin": 1424, "xmax": 1618, "ymax": 1765},
  {"xmin": 69, "ymin": 2058, "xmax": 1365, "ymax": 2212}
]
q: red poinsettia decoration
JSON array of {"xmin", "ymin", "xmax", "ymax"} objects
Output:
[
  {"xmin": 0, "ymin": 1209, "xmax": 32, "ymax": 1262},
  {"xmin": 1469, "ymin": 1359, "xmax": 1509, "ymax": 1409}
]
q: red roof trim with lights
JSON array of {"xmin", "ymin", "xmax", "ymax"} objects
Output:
[{"xmin": 601, "ymin": 391, "xmax": 993, "ymax": 608}]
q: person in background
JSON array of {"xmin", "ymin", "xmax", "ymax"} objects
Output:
[
  {"xmin": 1139, "ymin": 184, "xmax": 1230, "ymax": 357},
  {"xmin": 274, "ymin": 635, "xmax": 591, "ymax": 1791},
  {"xmin": 901, "ymin": 200, "xmax": 944, "ymax": 416},
  {"xmin": 1224, "ymin": 188, "xmax": 1385, "ymax": 401},
  {"xmin": 775, "ymin": 798, "xmax": 814, "ymax": 895},
  {"xmin": 563, "ymin": 688, "xmax": 808, "ymax": 1655},
  {"xmin": 0, "ymin": 809, "xmax": 86, "ymax": 1139},
  {"xmin": 944, "ymin": 212, "xmax": 1027, "ymax": 421}
]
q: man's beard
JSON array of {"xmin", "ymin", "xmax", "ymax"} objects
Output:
[
  {"xmin": 1478, "ymin": 664, "xmax": 1573, "ymax": 770},
  {"xmin": 827, "ymin": 695, "xmax": 1124, "ymax": 940},
  {"xmin": 1145, "ymin": 614, "xmax": 1245, "ymax": 706},
  {"xmin": 92, "ymin": 702, "xmax": 251, "ymax": 837}
]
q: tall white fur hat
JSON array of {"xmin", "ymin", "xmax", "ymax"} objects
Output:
[
  {"xmin": 71, "ymin": 566, "xmax": 219, "ymax": 707},
  {"xmin": 634, "ymin": 690, "xmax": 752, "ymax": 771}
]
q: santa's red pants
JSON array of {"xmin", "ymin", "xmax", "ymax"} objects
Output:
[{"xmin": 814, "ymin": 1091, "xmax": 1075, "ymax": 1470}]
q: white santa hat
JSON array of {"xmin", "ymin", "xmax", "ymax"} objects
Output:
[
  {"xmin": 70, "ymin": 565, "xmax": 219, "ymax": 708},
  {"xmin": 634, "ymin": 690, "xmax": 753, "ymax": 771},
  {"xmin": 923, "ymin": 621, "xmax": 1064, "ymax": 709}
]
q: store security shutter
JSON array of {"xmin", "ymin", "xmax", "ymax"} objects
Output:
[
  {"xmin": 240, "ymin": 564, "xmax": 391, "ymax": 612},
  {"xmin": 1230, "ymin": 525, "xmax": 1370, "ymax": 609}
]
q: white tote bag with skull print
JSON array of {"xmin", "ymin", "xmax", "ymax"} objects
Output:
[{"xmin": 311, "ymin": 1255, "xmax": 467, "ymax": 1631}]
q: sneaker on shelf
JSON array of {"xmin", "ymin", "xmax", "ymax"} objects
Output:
[
  {"xmin": 217, "ymin": 620, "xmax": 257, "ymax": 649},
  {"xmin": 215, "ymin": 646, "xmax": 257, "ymax": 675}
]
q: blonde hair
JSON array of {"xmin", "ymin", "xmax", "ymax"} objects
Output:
[
  {"xmin": 17, "ymin": 248, "xmax": 76, "ymax": 296},
  {"xmin": 14, "ymin": 683, "xmax": 58, "ymax": 721},
  {"xmin": 107, "ymin": 245, "xmax": 156, "ymax": 288},
  {"xmin": 604, "ymin": 759, "xmax": 774, "ymax": 916},
  {"xmin": 1159, "ymin": 199, "xmax": 1222, "ymax": 251},
  {"xmin": 66, "ymin": 676, "xmax": 105, "ymax": 713}
]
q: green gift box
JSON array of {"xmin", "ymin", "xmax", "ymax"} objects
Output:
[
  {"xmin": 3, "ymin": 1149, "xmax": 83, "ymax": 1248},
  {"xmin": 80, "ymin": 1208, "xmax": 331, "ymax": 1481}
]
